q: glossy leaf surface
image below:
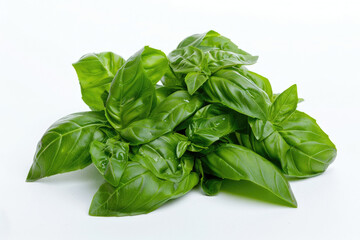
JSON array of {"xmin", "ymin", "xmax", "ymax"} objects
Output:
[
  {"xmin": 169, "ymin": 46, "xmax": 210, "ymax": 75},
  {"xmin": 105, "ymin": 46, "xmax": 167, "ymax": 131},
  {"xmin": 27, "ymin": 111, "xmax": 109, "ymax": 181},
  {"xmin": 195, "ymin": 159, "xmax": 222, "ymax": 196},
  {"xmin": 236, "ymin": 67, "xmax": 273, "ymax": 99},
  {"xmin": 184, "ymin": 72, "xmax": 208, "ymax": 95},
  {"xmin": 177, "ymin": 30, "xmax": 256, "ymax": 58},
  {"xmin": 270, "ymin": 84, "xmax": 298, "ymax": 125},
  {"xmin": 186, "ymin": 104, "xmax": 246, "ymax": 147},
  {"xmin": 130, "ymin": 133, "xmax": 194, "ymax": 181},
  {"xmin": 120, "ymin": 90, "xmax": 203, "ymax": 145},
  {"xmin": 73, "ymin": 52, "xmax": 125, "ymax": 110},
  {"xmin": 206, "ymin": 49, "xmax": 258, "ymax": 73},
  {"xmin": 90, "ymin": 139, "xmax": 129, "ymax": 186},
  {"xmin": 202, "ymin": 144, "xmax": 297, "ymax": 207},
  {"xmin": 249, "ymin": 111, "xmax": 337, "ymax": 177},
  {"xmin": 89, "ymin": 162, "xmax": 198, "ymax": 216},
  {"xmin": 203, "ymin": 69, "xmax": 271, "ymax": 120}
]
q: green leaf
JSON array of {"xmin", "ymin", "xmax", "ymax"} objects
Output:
[
  {"xmin": 270, "ymin": 84, "xmax": 298, "ymax": 125},
  {"xmin": 155, "ymin": 85, "xmax": 177, "ymax": 104},
  {"xmin": 120, "ymin": 90, "xmax": 203, "ymax": 145},
  {"xmin": 184, "ymin": 72, "xmax": 208, "ymax": 95},
  {"xmin": 169, "ymin": 46, "xmax": 210, "ymax": 75},
  {"xmin": 176, "ymin": 140, "xmax": 191, "ymax": 158},
  {"xmin": 203, "ymin": 69, "xmax": 271, "ymax": 120},
  {"xmin": 206, "ymin": 49, "xmax": 258, "ymax": 73},
  {"xmin": 26, "ymin": 111, "xmax": 109, "ymax": 182},
  {"xmin": 105, "ymin": 46, "xmax": 168, "ymax": 131},
  {"xmin": 195, "ymin": 159, "xmax": 222, "ymax": 196},
  {"xmin": 186, "ymin": 104, "xmax": 246, "ymax": 147},
  {"xmin": 160, "ymin": 65, "xmax": 186, "ymax": 89},
  {"xmin": 248, "ymin": 118, "xmax": 276, "ymax": 141},
  {"xmin": 72, "ymin": 52, "xmax": 125, "ymax": 110},
  {"xmin": 249, "ymin": 111, "xmax": 337, "ymax": 177},
  {"xmin": 89, "ymin": 162, "xmax": 198, "ymax": 216},
  {"xmin": 177, "ymin": 30, "xmax": 256, "ymax": 58},
  {"xmin": 201, "ymin": 144, "xmax": 297, "ymax": 207},
  {"xmin": 90, "ymin": 139, "xmax": 129, "ymax": 186},
  {"xmin": 130, "ymin": 133, "xmax": 193, "ymax": 182},
  {"xmin": 236, "ymin": 67, "xmax": 273, "ymax": 99}
]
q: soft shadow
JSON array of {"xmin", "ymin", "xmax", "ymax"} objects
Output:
[{"xmin": 221, "ymin": 180, "xmax": 295, "ymax": 207}]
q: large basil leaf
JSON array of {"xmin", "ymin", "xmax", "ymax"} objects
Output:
[
  {"xmin": 201, "ymin": 144, "xmax": 297, "ymax": 207},
  {"xmin": 26, "ymin": 111, "xmax": 109, "ymax": 181},
  {"xmin": 130, "ymin": 133, "xmax": 193, "ymax": 181},
  {"xmin": 235, "ymin": 67, "xmax": 273, "ymax": 99},
  {"xmin": 246, "ymin": 85, "xmax": 336, "ymax": 177},
  {"xmin": 89, "ymin": 162, "xmax": 198, "ymax": 216},
  {"xmin": 203, "ymin": 69, "xmax": 271, "ymax": 120},
  {"xmin": 120, "ymin": 90, "xmax": 203, "ymax": 145},
  {"xmin": 249, "ymin": 111, "xmax": 337, "ymax": 177},
  {"xmin": 105, "ymin": 46, "xmax": 168, "ymax": 131},
  {"xmin": 72, "ymin": 52, "xmax": 125, "ymax": 110},
  {"xmin": 186, "ymin": 104, "xmax": 247, "ymax": 147},
  {"xmin": 90, "ymin": 139, "xmax": 129, "ymax": 187}
]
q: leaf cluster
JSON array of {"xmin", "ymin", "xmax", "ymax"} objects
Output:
[{"xmin": 26, "ymin": 31, "xmax": 336, "ymax": 216}]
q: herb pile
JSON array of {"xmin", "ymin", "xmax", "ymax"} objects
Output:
[{"xmin": 27, "ymin": 31, "xmax": 337, "ymax": 216}]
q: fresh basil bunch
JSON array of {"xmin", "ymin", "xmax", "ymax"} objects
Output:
[{"xmin": 26, "ymin": 31, "xmax": 336, "ymax": 216}]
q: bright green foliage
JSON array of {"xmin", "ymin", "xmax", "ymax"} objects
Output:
[{"xmin": 27, "ymin": 31, "xmax": 336, "ymax": 217}]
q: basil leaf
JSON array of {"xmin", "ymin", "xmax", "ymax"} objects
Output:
[
  {"xmin": 130, "ymin": 133, "xmax": 193, "ymax": 181},
  {"xmin": 155, "ymin": 85, "xmax": 177, "ymax": 104},
  {"xmin": 89, "ymin": 162, "xmax": 198, "ymax": 216},
  {"xmin": 195, "ymin": 159, "xmax": 222, "ymax": 196},
  {"xmin": 186, "ymin": 104, "xmax": 246, "ymax": 147},
  {"xmin": 26, "ymin": 111, "xmax": 109, "ymax": 181},
  {"xmin": 270, "ymin": 84, "xmax": 298, "ymax": 125},
  {"xmin": 184, "ymin": 72, "xmax": 208, "ymax": 95},
  {"xmin": 176, "ymin": 140, "xmax": 191, "ymax": 158},
  {"xmin": 120, "ymin": 90, "xmax": 203, "ymax": 145},
  {"xmin": 169, "ymin": 46, "xmax": 210, "ymax": 75},
  {"xmin": 248, "ymin": 118, "xmax": 276, "ymax": 141},
  {"xmin": 105, "ymin": 46, "xmax": 167, "ymax": 131},
  {"xmin": 202, "ymin": 144, "xmax": 297, "ymax": 207},
  {"xmin": 236, "ymin": 67, "xmax": 273, "ymax": 99},
  {"xmin": 90, "ymin": 139, "xmax": 129, "ymax": 187},
  {"xmin": 249, "ymin": 111, "xmax": 337, "ymax": 177},
  {"xmin": 72, "ymin": 52, "xmax": 125, "ymax": 110},
  {"xmin": 203, "ymin": 69, "xmax": 271, "ymax": 120},
  {"xmin": 177, "ymin": 30, "xmax": 255, "ymax": 58},
  {"xmin": 206, "ymin": 49, "xmax": 258, "ymax": 73},
  {"xmin": 160, "ymin": 65, "xmax": 185, "ymax": 89}
]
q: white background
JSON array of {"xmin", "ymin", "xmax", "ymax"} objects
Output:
[{"xmin": 1, "ymin": 0, "xmax": 359, "ymax": 239}]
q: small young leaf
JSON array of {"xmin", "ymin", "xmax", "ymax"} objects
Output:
[
  {"xmin": 90, "ymin": 139, "xmax": 129, "ymax": 187},
  {"xmin": 185, "ymin": 72, "xmax": 208, "ymax": 95},
  {"xmin": 270, "ymin": 84, "xmax": 298, "ymax": 125}
]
